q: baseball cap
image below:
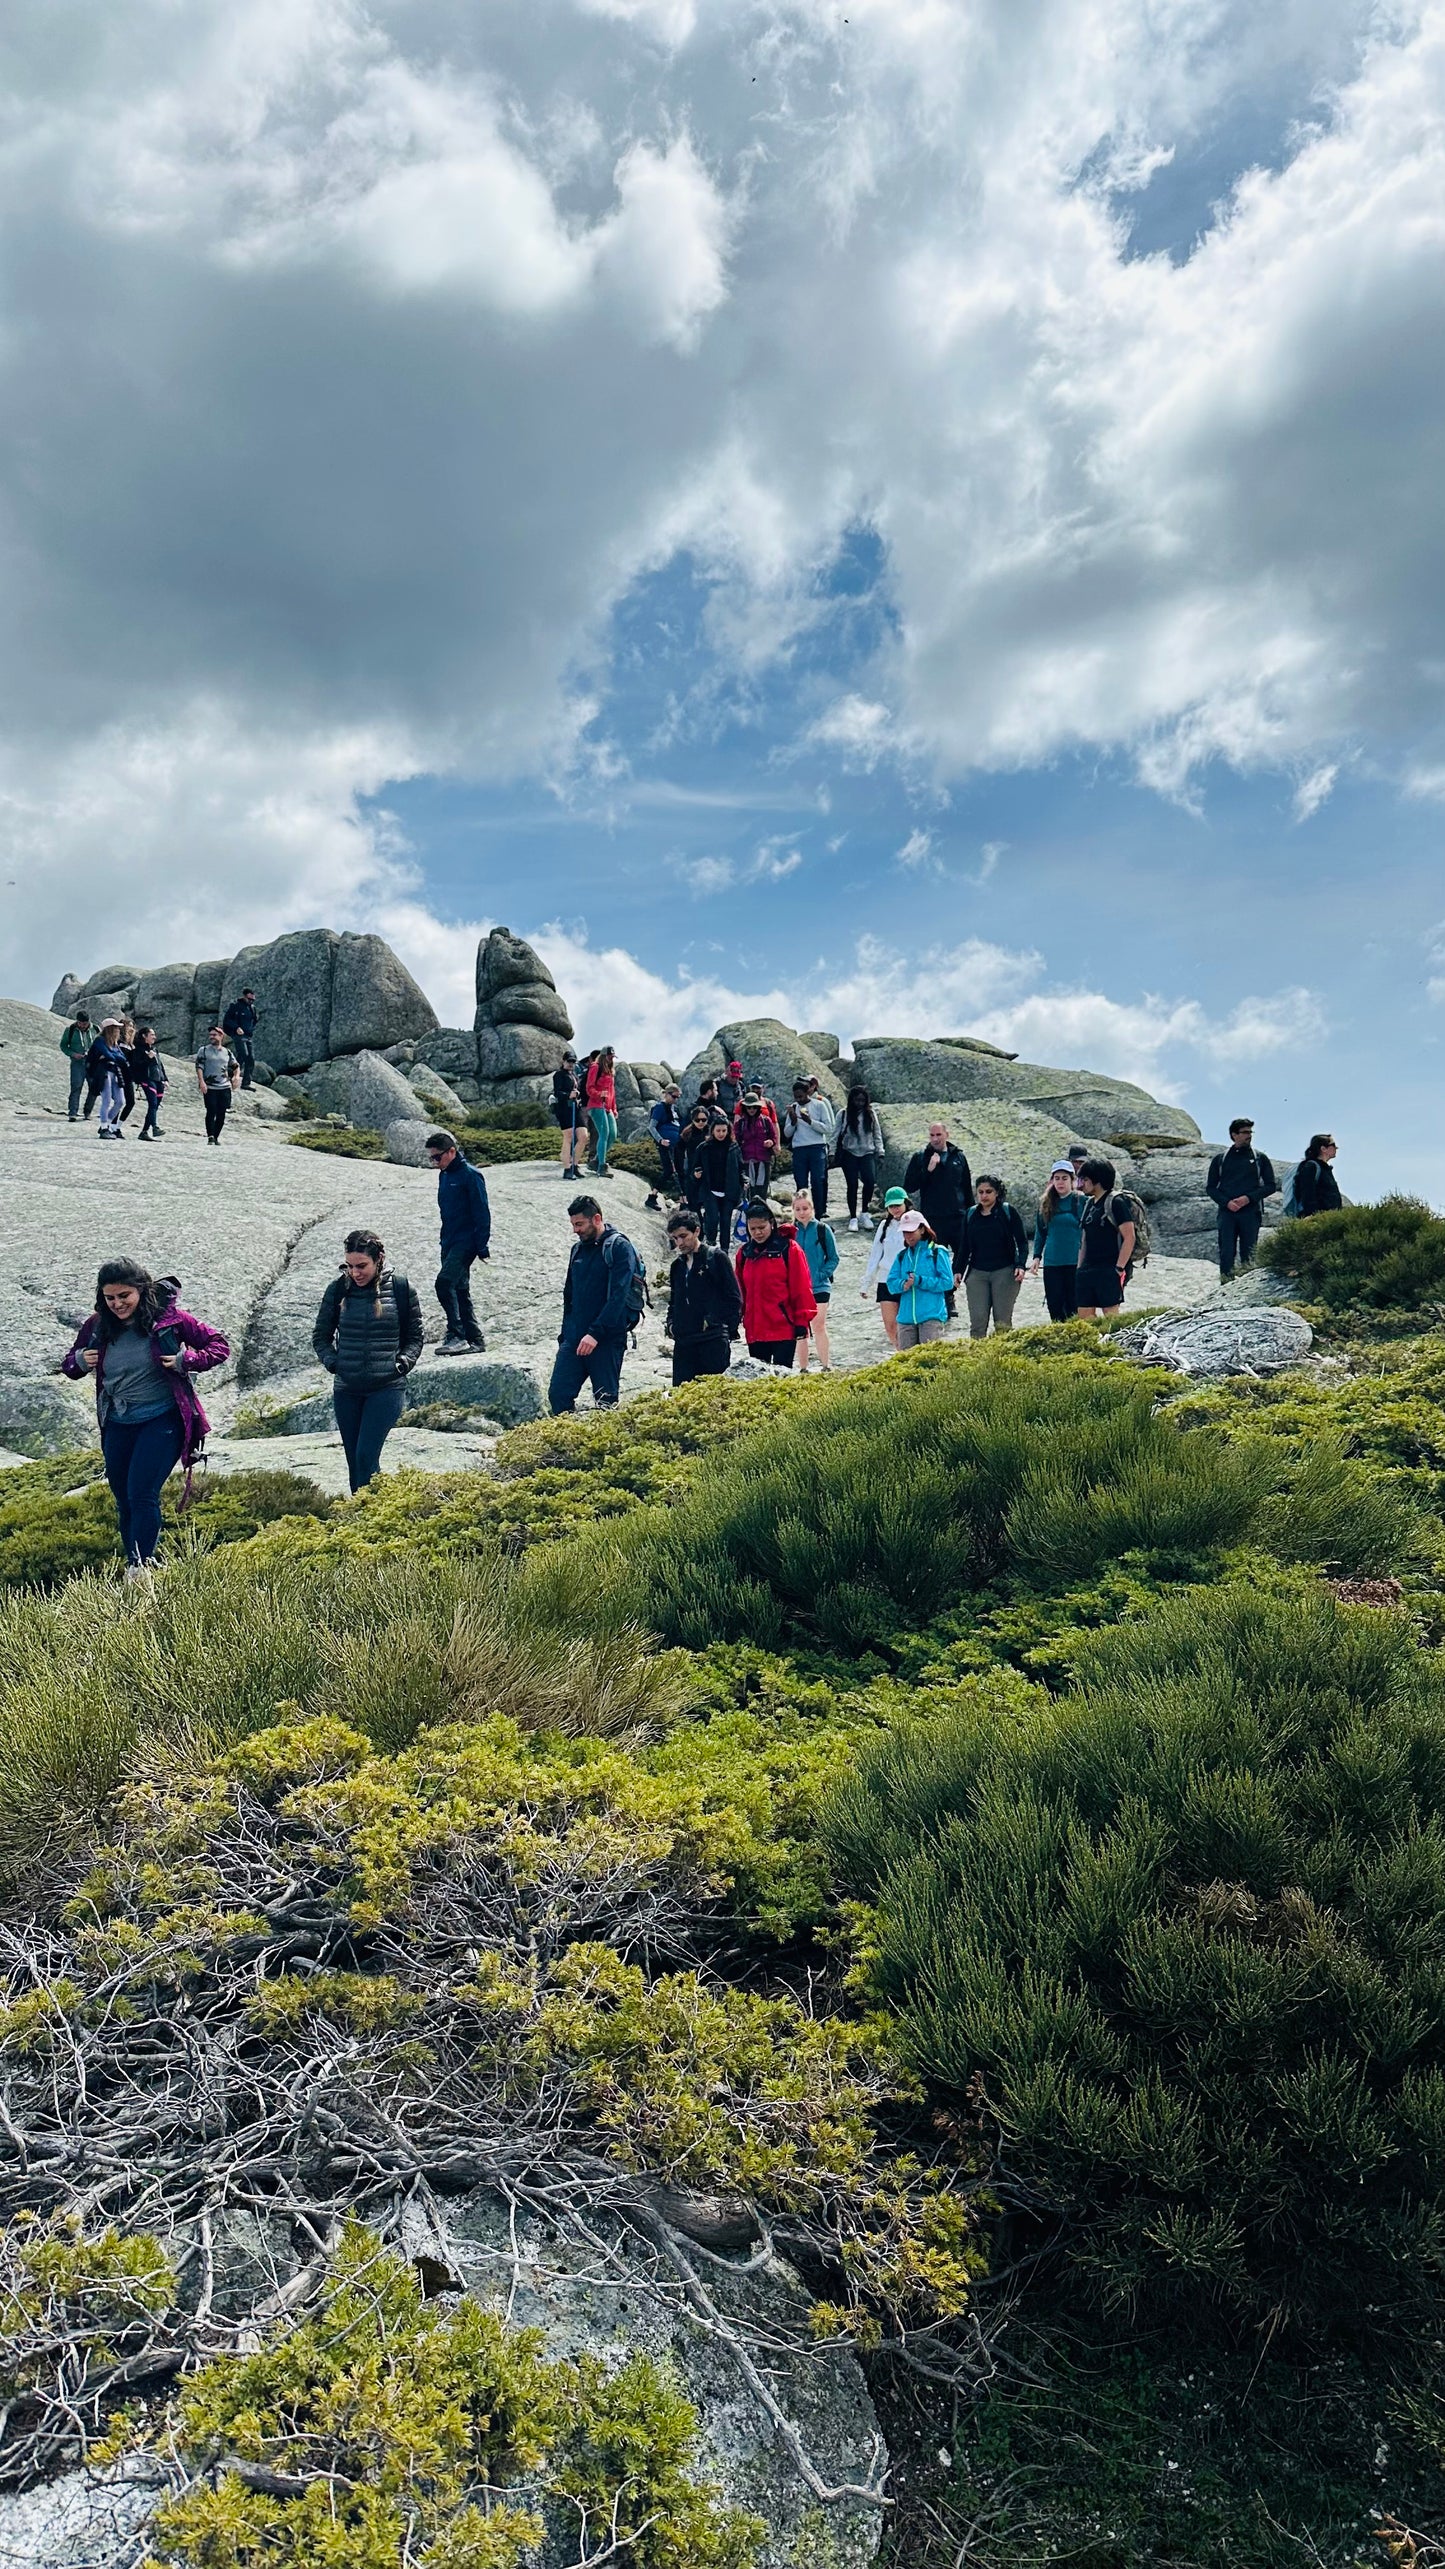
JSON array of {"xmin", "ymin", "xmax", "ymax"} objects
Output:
[
  {"xmin": 1050, "ymin": 1159, "xmax": 1075, "ymax": 1176},
  {"xmin": 884, "ymin": 1186, "xmax": 907, "ymax": 1208},
  {"xmin": 900, "ymin": 1209, "xmax": 925, "ymax": 1233}
]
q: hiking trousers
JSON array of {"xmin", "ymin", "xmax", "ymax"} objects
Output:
[
  {"xmin": 333, "ymin": 1380, "xmax": 406, "ymax": 1493},
  {"xmin": 790, "ymin": 1144, "xmax": 829, "ymax": 1215},
  {"xmin": 67, "ymin": 1058, "xmax": 88, "ymax": 1118},
  {"xmin": 436, "ymin": 1248, "xmax": 484, "ymax": 1344},
  {"xmin": 549, "ymin": 1335, "xmax": 626, "ymax": 1413},
  {"xmin": 102, "ymin": 1410, "xmax": 184, "ymax": 1564},
  {"xmin": 840, "ymin": 1154, "xmax": 875, "ymax": 1217},
  {"xmin": 203, "ymin": 1086, "xmax": 231, "ymax": 1142},
  {"xmin": 1043, "ymin": 1267, "xmax": 1080, "ymax": 1322},
  {"xmin": 1217, "ymin": 1205, "xmax": 1262, "ymax": 1278},
  {"xmin": 672, "ymin": 1334, "xmax": 730, "ymax": 1387},
  {"xmin": 965, "ymin": 1267, "xmax": 1021, "ymax": 1337}
]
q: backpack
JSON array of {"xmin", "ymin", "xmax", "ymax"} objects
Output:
[
  {"xmin": 602, "ymin": 1229, "xmax": 650, "ymax": 1341},
  {"xmin": 1280, "ymin": 1170, "xmax": 1300, "ymax": 1219},
  {"xmin": 1112, "ymin": 1190, "xmax": 1152, "ymax": 1269}
]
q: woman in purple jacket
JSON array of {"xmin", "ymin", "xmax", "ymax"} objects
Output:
[{"xmin": 62, "ymin": 1260, "xmax": 229, "ymax": 1575}]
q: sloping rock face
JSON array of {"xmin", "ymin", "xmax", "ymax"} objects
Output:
[
  {"xmin": 681, "ymin": 1021, "xmax": 846, "ymax": 1109},
  {"xmin": 329, "ymin": 932, "xmax": 439, "ymax": 1055},
  {"xmin": 473, "ymin": 927, "xmax": 573, "ymax": 1111},
  {"xmin": 849, "ymin": 1039, "xmax": 1200, "ymax": 1142}
]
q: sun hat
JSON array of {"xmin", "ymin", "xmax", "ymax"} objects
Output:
[{"xmin": 883, "ymin": 1186, "xmax": 907, "ymax": 1208}]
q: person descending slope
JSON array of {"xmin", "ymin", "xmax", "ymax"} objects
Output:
[
  {"xmin": 960, "ymin": 1177, "xmax": 1029, "ymax": 1338},
  {"xmin": 194, "ymin": 1025, "xmax": 240, "ymax": 1145},
  {"xmin": 89, "ymin": 1019, "xmax": 130, "ymax": 1141},
  {"xmin": 861, "ymin": 1186, "xmax": 911, "ymax": 1347},
  {"xmin": 646, "ymin": 1084, "xmax": 684, "ymax": 1207},
  {"xmin": 552, "ymin": 1049, "xmax": 587, "ymax": 1180},
  {"xmin": 665, "ymin": 1206, "xmax": 743, "ymax": 1385},
  {"xmin": 1076, "ymin": 1158, "xmax": 1137, "ymax": 1319},
  {"xmin": 836, "ymin": 1085, "xmax": 886, "ymax": 1229},
  {"xmin": 61, "ymin": 1010, "xmax": 93, "ymax": 1120},
  {"xmin": 1031, "ymin": 1159, "xmax": 1085, "ymax": 1320},
  {"xmin": 886, "ymin": 1210, "xmax": 955, "ymax": 1347},
  {"xmin": 62, "ymin": 1261, "xmax": 229, "ymax": 1576},
  {"xmin": 791, "ymin": 1188, "xmax": 839, "ymax": 1372},
  {"xmin": 313, "ymin": 1228, "xmax": 425, "ymax": 1493},
  {"xmin": 550, "ymin": 1196, "xmax": 644, "ymax": 1412},
  {"xmin": 735, "ymin": 1199, "xmax": 816, "ymax": 1368},
  {"xmin": 734, "ymin": 1089, "xmax": 780, "ymax": 1196},
  {"xmin": 425, "ymin": 1131, "xmax": 491, "ymax": 1355}
]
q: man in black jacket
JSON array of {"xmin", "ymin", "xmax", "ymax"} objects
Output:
[
  {"xmin": 222, "ymin": 989, "xmax": 259, "ymax": 1089},
  {"xmin": 550, "ymin": 1197, "xmax": 642, "ymax": 1413},
  {"xmin": 1207, "ymin": 1118, "xmax": 1279, "ymax": 1280},
  {"xmin": 665, "ymin": 1208, "xmax": 743, "ymax": 1384},
  {"xmin": 903, "ymin": 1123, "xmax": 973, "ymax": 1255}
]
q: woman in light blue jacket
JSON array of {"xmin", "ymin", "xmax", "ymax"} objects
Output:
[
  {"xmin": 792, "ymin": 1188, "xmax": 840, "ymax": 1371},
  {"xmin": 885, "ymin": 1211, "xmax": 955, "ymax": 1347}
]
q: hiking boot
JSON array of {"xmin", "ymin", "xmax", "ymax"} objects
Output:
[
  {"xmin": 466, "ymin": 1333, "xmax": 487, "ymax": 1353},
  {"xmin": 437, "ymin": 1336, "xmax": 471, "ymax": 1357}
]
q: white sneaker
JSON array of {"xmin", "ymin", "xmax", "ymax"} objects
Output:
[
  {"xmin": 123, "ymin": 1562, "xmax": 155, "ymax": 1592},
  {"xmin": 437, "ymin": 1336, "xmax": 471, "ymax": 1357},
  {"xmin": 848, "ymin": 1216, "xmax": 859, "ymax": 1231}
]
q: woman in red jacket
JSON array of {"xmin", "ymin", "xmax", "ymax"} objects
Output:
[
  {"xmin": 585, "ymin": 1045, "xmax": 618, "ymax": 1178},
  {"xmin": 734, "ymin": 1199, "xmax": 816, "ymax": 1367}
]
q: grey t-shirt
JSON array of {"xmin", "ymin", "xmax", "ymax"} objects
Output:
[
  {"xmin": 195, "ymin": 1043, "xmax": 236, "ymax": 1090},
  {"xmin": 103, "ymin": 1324, "xmax": 176, "ymax": 1421}
]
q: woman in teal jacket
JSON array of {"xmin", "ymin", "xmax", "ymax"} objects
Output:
[
  {"xmin": 1030, "ymin": 1158, "xmax": 1085, "ymax": 1322},
  {"xmin": 885, "ymin": 1211, "xmax": 955, "ymax": 1347},
  {"xmin": 791, "ymin": 1187, "xmax": 840, "ymax": 1371}
]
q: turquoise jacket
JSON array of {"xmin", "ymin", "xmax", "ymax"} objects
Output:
[
  {"xmin": 794, "ymin": 1217, "xmax": 840, "ymax": 1297},
  {"xmin": 885, "ymin": 1239, "xmax": 955, "ymax": 1325},
  {"xmin": 1032, "ymin": 1192, "xmax": 1084, "ymax": 1268}
]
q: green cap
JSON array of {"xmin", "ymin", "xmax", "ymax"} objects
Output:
[{"xmin": 883, "ymin": 1186, "xmax": 907, "ymax": 1207}]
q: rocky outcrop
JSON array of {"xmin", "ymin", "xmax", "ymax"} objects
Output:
[
  {"xmin": 680, "ymin": 1021, "xmax": 846, "ymax": 1110},
  {"xmin": 50, "ymin": 934, "xmax": 438, "ymax": 1077},
  {"xmin": 404, "ymin": 1060, "xmax": 467, "ymax": 1120},
  {"xmin": 1112, "ymin": 1305, "xmax": 1313, "ymax": 1377},
  {"xmin": 875, "ymin": 1101, "xmax": 1105, "ymax": 1206},
  {"xmin": 472, "ymin": 927, "xmax": 573, "ymax": 1112},
  {"xmin": 1132, "ymin": 1144, "xmax": 1297, "ymax": 1259}
]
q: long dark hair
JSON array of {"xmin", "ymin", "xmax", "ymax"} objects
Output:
[
  {"xmin": 843, "ymin": 1084, "xmax": 874, "ymax": 1139},
  {"xmin": 93, "ymin": 1259, "xmax": 169, "ymax": 1340},
  {"xmin": 343, "ymin": 1229, "xmax": 387, "ymax": 1316},
  {"xmin": 1302, "ymin": 1133, "xmax": 1335, "ymax": 1163}
]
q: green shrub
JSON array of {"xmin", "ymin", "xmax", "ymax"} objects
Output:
[
  {"xmin": 451, "ymin": 1126, "xmax": 559, "ymax": 1165},
  {"xmin": 459, "ymin": 1098, "xmax": 550, "ymax": 1131},
  {"xmin": 285, "ymin": 1125, "xmax": 386, "ymax": 1158},
  {"xmin": 829, "ymin": 1583, "xmax": 1445, "ymax": 2334},
  {"xmin": 1259, "ymin": 1196, "xmax": 1445, "ymax": 1319},
  {"xmin": 0, "ymin": 1466, "xmax": 331, "ymax": 1591}
]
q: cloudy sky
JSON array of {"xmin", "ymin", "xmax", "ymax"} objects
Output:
[{"xmin": 3, "ymin": 0, "xmax": 1444, "ymax": 1178}]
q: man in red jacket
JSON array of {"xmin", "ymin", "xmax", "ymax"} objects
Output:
[{"xmin": 734, "ymin": 1199, "xmax": 816, "ymax": 1367}]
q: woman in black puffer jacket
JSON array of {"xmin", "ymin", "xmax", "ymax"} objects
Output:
[{"xmin": 312, "ymin": 1229, "xmax": 424, "ymax": 1493}]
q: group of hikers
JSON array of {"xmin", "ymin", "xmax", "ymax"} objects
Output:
[
  {"xmin": 61, "ymin": 992, "xmax": 258, "ymax": 1144},
  {"xmin": 63, "ymin": 1061, "xmax": 1346, "ymax": 1568}
]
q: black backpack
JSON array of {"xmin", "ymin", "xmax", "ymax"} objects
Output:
[{"xmin": 603, "ymin": 1229, "xmax": 650, "ymax": 1340}]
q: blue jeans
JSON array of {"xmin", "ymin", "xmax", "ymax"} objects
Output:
[
  {"xmin": 67, "ymin": 1057, "xmax": 88, "ymax": 1118},
  {"xmin": 791, "ymin": 1144, "xmax": 829, "ymax": 1216},
  {"xmin": 333, "ymin": 1379, "xmax": 406, "ymax": 1493},
  {"xmin": 141, "ymin": 1084, "xmax": 164, "ymax": 1136},
  {"xmin": 589, "ymin": 1107, "xmax": 617, "ymax": 1171},
  {"xmin": 549, "ymin": 1335, "xmax": 626, "ymax": 1413},
  {"xmin": 102, "ymin": 1409, "xmax": 184, "ymax": 1564},
  {"xmin": 436, "ymin": 1247, "xmax": 483, "ymax": 1343}
]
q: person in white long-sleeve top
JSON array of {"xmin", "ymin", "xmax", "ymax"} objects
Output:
[{"xmin": 860, "ymin": 1185, "xmax": 911, "ymax": 1348}]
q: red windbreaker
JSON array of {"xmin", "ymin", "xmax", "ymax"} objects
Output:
[{"xmin": 734, "ymin": 1237, "xmax": 817, "ymax": 1342}]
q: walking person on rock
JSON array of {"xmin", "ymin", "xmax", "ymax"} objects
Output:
[
  {"xmin": 62, "ymin": 1261, "xmax": 229, "ymax": 1578},
  {"xmin": 836, "ymin": 1085, "xmax": 886, "ymax": 1229},
  {"xmin": 425, "ymin": 1131, "xmax": 491, "ymax": 1356},
  {"xmin": 886, "ymin": 1211, "xmax": 955, "ymax": 1348},
  {"xmin": 646, "ymin": 1083, "xmax": 684, "ymax": 1207},
  {"xmin": 550, "ymin": 1195, "xmax": 644, "ymax": 1412},
  {"xmin": 552, "ymin": 1049, "xmax": 587, "ymax": 1180},
  {"xmin": 665, "ymin": 1207, "xmax": 743, "ymax": 1385},
  {"xmin": 222, "ymin": 988, "xmax": 259, "ymax": 1090},
  {"xmin": 131, "ymin": 1024, "xmax": 168, "ymax": 1141},
  {"xmin": 90, "ymin": 1018, "xmax": 130, "ymax": 1140},
  {"xmin": 782, "ymin": 1080, "xmax": 839, "ymax": 1217},
  {"xmin": 791, "ymin": 1188, "xmax": 839, "ymax": 1372},
  {"xmin": 961, "ymin": 1176, "xmax": 1029, "ymax": 1338},
  {"xmin": 861, "ymin": 1186, "xmax": 911, "ymax": 1347},
  {"xmin": 61, "ymin": 1009, "xmax": 93, "ymax": 1120},
  {"xmin": 312, "ymin": 1229, "xmax": 424, "ymax": 1492},
  {"xmin": 194, "ymin": 1025, "xmax": 240, "ymax": 1145},
  {"xmin": 584, "ymin": 1046, "xmax": 619, "ymax": 1179},
  {"xmin": 1030, "ymin": 1159, "xmax": 1085, "ymax": 1320},
  {"xmin": 1207, "ymin": 1117, "xmax": 1278, "ymax": 1281},
  {"xmin": 735, "ymin": 1198, "xmax": 816, "ymax": 1368},
  {"xmin": 734, "ymin": 1088, "xmax": 780, "ymax": 1197},
  {"xmin": 1076, "ymin": 1159, "xmax": 1137, "ymax": 1320}
]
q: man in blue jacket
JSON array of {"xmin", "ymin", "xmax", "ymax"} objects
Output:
[
  {"xmin": 550, "ymin": 1195, "xmax": 642, "ymax": 1413},
  {"xmin": 425, "ymin": 1130, "xmax": 491, "ymax": 1354}
]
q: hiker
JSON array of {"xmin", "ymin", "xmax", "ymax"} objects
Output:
[
  {"xmin": 130, "ymin": 1025, "xmax": 168, "ymax": 1141},
  {"xmin": 1291, "ymin": 1133, "xmax": 1342, "ymax": 1219},
  {"xmin": 717, "ymin": 1057, "xmax": 747, "ymax": 1117},
  {"xmin": 688, "ymin": 1113, "xmax": 743, "ymax": 1247},
  {"xmin": 735, "ymin": 1198, "xmax": 816, "ymax": 1367},
  {"xmin": 61, "ymin": 1010, "xmax": 93, "ymax": 1120},
  {"xmin": 584, "ymin": 1046, "xmax": 619, "ymax": 1178},
  {"xmin": 646, "ymin": 1083, "xmax": 684, "ymax": 1207},
  {"xmin": 782, "ymin": 1079, "xmax": 839, "ymax": 1216},
  {"xmin": 886, "ymin": 1210, "xmax": 956, "ymax": 1347},
  {"xmin": 87, "ymin": 1019, "xmax": 129, "ymax": 1138},
  {"xmin": 837, "ymin": 1085, "xmax": 886, "ymax": 1228},
  {"xmin": 734, "ymin": 1088, "xmax": 780, "ymax": 1195},
  {"xmin": 903, "ymin": 1120, "xmax": 972, "ymax": 1311},
  {"xmin": 1031, "ymin": 1159, "xmax": 1085, "ymax": 1320},
  {"xmin": 222, "ymin": 988, "xmax": 259, "ymax": 1089},
  {"xmin": 116, "ymin": 1017, "xmax": 139, "ymax": 1125},
  {"xmin": 677, "ymin": 1102, "xmax": 714, "ymax": 1213},
  {"xmin": 961, "ymin": 1176, "xmax": 1029, "ymax": 1338},
  {"xmin": 688, "ymin": 1075, "xmax": 725, "ymax": 1127},
  {"xmin": 1207, "ymin": 1118, "xmax": 1279, "ymax": 1280},
  {"xmin": 550, "ymin": 1195, "xmax": 643, "ymax": 1412},
  {"xmin": 1076, "ymin": 1158, "xmax": 1137, "ymax": 1318},
  {"xmin": 861, "ymin": 1186, "xmax": 911, "ymax": 1346},
  {"xmin": 551, "ymin": 1049, "xmax": 587, "ymax": 1179},
  {"xmin": 61, "ymin": 1260, "xmax": 229, "ymax": 1576},
  {"xmin": 791, "ymin": 1188, "xmax": 839, "ymax": 1372},
  {"xmin": 425, "ymin": 1130, "xmax": 491, "ymax": 1355},
  {"xmin": 194, "ymin": 1024, "xmax": 241, "ymax": 1144},
  {"xmin": 312, "ymin": 1228, "xmax": 424, "ymax": 1493},
  {"xmin": 665, "ymin": 1206, "xmax": 743, "ymax": 1384}
]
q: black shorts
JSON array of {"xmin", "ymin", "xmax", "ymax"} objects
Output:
[
  {"xmin": 876, "ymin": 1283, "xmax": 898, "ymax": 1304},
  {"xmin": 1078, "ymin": 1266, "xmax": 1124, "ymax": 1309}
]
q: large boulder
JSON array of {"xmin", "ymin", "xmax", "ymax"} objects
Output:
[
  {"xmin": 680, "ymin": 1021, "xmax": 845, "ymax": 1109},
  {"xmin": 49, "ymin": 972, "xmax": 84, "ymax": 1017},
  {"xmin": 416, "ymin": 1028, "xmax": 479, "ymax": 1083},
  {"xmin": 0, "ymin": 997, "xmax": 76, "ymax": 1109},
  {"xmin": 328, "ymin": 932, "xmax": 439, "ymax": 1055},
  {"xmin": 189, "ymin": 959, "xmax": 228, "ymax": 1053},
  {"xmin": 80, "ymin": 964, "xmax": 142, "ymax": 1000},
  {"xmin": 850, "ymin": 1038, "xmax": 1022, "ymax": 1104},
  {"xmin": 222, "ymin": 930, "xmax": 337, "ymax": 1073},
  {"xmin": 403, "ymin": 1354, "xmax": 543, "ymax": 1426},
  {"xmin": 489, "ymin": 979, "xmax": 573, "ymax": 1037},
  {"xmin": 385, "ymin": 1118, "xmax": 437, "ymax": 1166},
  {"xmin": 0, "ymin": 1375, "xmax": 96, "ymax": 1459},
  {"xmin": 801, "ymin": 1030, "xmax": 841, "ymax": 1060},
  {"xmin": 875, "ymin": 1100, "xmax": 1101, "ymax": 1207},
  {"xmin": 1113, "ymin": 1306, "xmax": 1313, "ymax": 1378},
  {"xmin": 472, "ymin": 1073, "xmax": 556, "ymax": 1112},
  {"xmin": 476, "ymin": 925, "xmax": 568, "ymax": 1013},
  {"xmin": 132, "ymin": 962, "xmax": 198, "ymax": 1054},
  {"xmin": 476, "ymin": 1022, "xmax": 565, "ymax": 1083},
  {"xmin": 82, "ymin": 990, "xmax": 135, "ymax": 1030},
  {"xmin": 1010, "ymin": 1072, "xmax": 1200, "ymax": 1145},
  {"xmin": 406, "ymin": 1060, "xmax": 467, "ymax": 1120},
  {"xmin": 345, "ymin": 1050, "xmax": 429, "ymax": 1135}
]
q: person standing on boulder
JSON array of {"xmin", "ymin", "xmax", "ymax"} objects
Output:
[
  {"xmin": 312, "ymin": 1228, "xmax": 424, "ymax": 1492},
  {"xmin": 837, "ymin": 1085, "xmax": 885, "ymax": 1229},
  {"xmin": 960, "ymin": 1176, "xmax": 1029, "ymax": 1337},
  {"xmin": 90, "ymin": 1018, "xmax": 130, "ymax": 1140},
  {"xmin": 61, "ymin": 1009, "xmax": 93, "ymax": 1120},
  {"xmin": 62, "ymin": 1260, "xmax": 229, "ymax": 1578},
  {"xmin": 550, "ymin": 1195, "xmax": 643, "ymax": 1411},
  {"xmin": 194, "ymin": 1025, "xmax": 240, "ymax": 1145},
  {"xmin": 1207, "ymin": 1117, "xmax": 1279, "ymax": 1281},
  {"xmin": 552, "ymin": 1048, "xmax": 587, "ymax": 1180},
  {"xmin": 426, "ymin": 1131, "xmax": 491, "ymax": 1356},
  {"xmin": 222, "ymin": 988, "xmax": 259, "ymax": 1090},
  {"xmin": 782, "ymin": 1080, "xmax": 838, "ymax": 1217},
  {"xmin": 585, "ymin": 1046, "xmax": 619, "ymax": 1179},
  {"xmin": 1291, "ymin": 1134, "xmax": 1342, "ymax": 1219},
  {"xmin": 735, "ymin": 1199, "xmax": 816, "ymax": 1367},
  {"xmin": 665, "ymin": 1207, "xmax": 743, "ymax": 1384}
]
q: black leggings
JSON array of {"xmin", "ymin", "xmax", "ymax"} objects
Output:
[
  {"xmin": 841, "ymin": 1155, "xmax": 875, "ymax": 1216},
  {"xmin": 204, "ymin": 1086, "xmax": 231, "ymax": 1141},
  {"xmin": 748, "ymin": 1338, "xmax": 797, "ymax": 1367},
  {"xmin": 1043, "ymin": 1266, "xmax": 1079, "ymax": 1322}
]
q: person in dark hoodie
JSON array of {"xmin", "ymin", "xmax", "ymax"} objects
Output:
[
  {"xmin": 425, "ymin": 1131, "xmax": 491, "ymax": 1354},
  {"xmin": 62, "ymin": 1261, "xmax": 229, "ymax": 1575},
  {"xmin": 903, "ymin": 1121, "xmax": 973, "ymax": 1264},
  {"xmin": 550, "ymin": 1196, "xmax": 643, "ymax": 1412},
  {"xmin": 1207, "ymin": 1117, "xmax": 1279, "ymax": 1280},
  {"xmin": 665, "ymin": 1207, "xmax": 743, "ymax": 1384},
  {"xmin": 1290, "ymin": 1134, "xmax": 1342, "ymax": 1219},
  {"xmin": 689, "ymin": 1112, "xmax": 743, "ymax": 1247},
  {"xmin": 312, "ymin": 1228, "xmax": 424, "ymax": 1492},
  {"xmin": 130, "ymin": 1024, "xmax": 168, "ymax": 1140},
  {"xmin": 960, "ymin": 1175, "xmax": 1029, "ymax": 1337}
]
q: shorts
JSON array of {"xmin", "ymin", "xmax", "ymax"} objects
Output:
[
  {"xmin": 876, "ymin": 1283, "xmax": 898, "ymax": 1304},
  {"xmin": 813, "ymin": 1290, "xmax": 831, "ymax": 1305},
  {"xmin": 1078, "ymin": 1266, "xmax": 1125, "ymax": 1309}
]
